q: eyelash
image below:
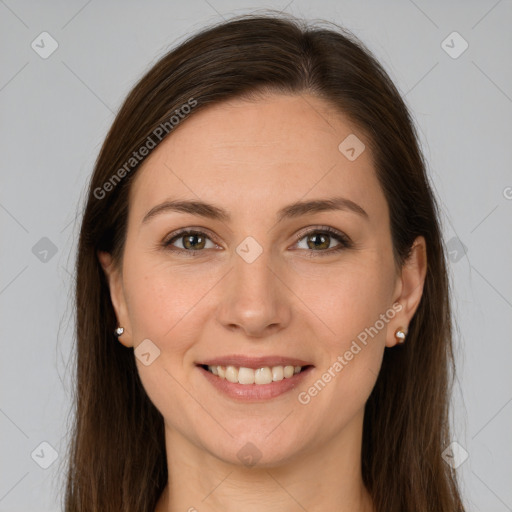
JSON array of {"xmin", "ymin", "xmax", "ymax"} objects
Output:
[{"xmin": 162, "ymin": 226, "xmax": 353, "ymax": 258}]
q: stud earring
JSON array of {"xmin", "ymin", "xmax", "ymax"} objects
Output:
[
  {"xmin": 394, "ymin": 328, "xmax": 407, "ymax": 344},
  {"xmin": 114, "ymin": 326, "xmax": 124, "ymax": 337}
]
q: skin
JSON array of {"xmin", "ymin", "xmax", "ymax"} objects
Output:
[{"xmin": 99, "ymin": 92, "xmax": 427, "ymax": 512}]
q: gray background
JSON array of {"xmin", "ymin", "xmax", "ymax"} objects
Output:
[{"xmin": 1, "ymin": 0, "xmax": 511, "ymax": 510}]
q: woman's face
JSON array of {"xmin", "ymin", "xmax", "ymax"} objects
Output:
[{"xmin": 100, "ymin": 92, "xmax": 424, "ymax": 467}]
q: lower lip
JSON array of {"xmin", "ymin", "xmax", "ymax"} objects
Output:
[{"xmin": 197, "ymin": 365, "xmax": 314, "ymax": 402}]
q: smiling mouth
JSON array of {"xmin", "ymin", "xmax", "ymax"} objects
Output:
[{"xmin": 198, "ymin": 364, "xmax": 313, "ymax": 385}]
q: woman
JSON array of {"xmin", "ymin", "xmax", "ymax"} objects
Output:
[{"xmin": 63, "ymin": 13, "xmax": 466, "ymax": 511}]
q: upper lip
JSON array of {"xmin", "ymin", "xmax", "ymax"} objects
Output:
[{"xmin": 197, "ymin": 355, "xmax": 314, "ymax": 369}]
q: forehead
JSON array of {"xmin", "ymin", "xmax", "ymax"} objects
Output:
[{"xmin": 129, "ymin": 93, "xmax": 387, "ymax": 226}]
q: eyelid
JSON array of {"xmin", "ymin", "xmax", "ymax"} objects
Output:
[
  {"xmin": 292, "ymin": 225, "xmax": 349, "ymax": 243},
  {"xmin": 162, "ymin": 225, "xmax": 352, "ymax": 254},
  {"xmin": 163, "ymin": 226, "xmax": 223, "ymax": 248},
  {"xmin": 290, "ymin": 225, "xmax": 353, "ymax": 254}
]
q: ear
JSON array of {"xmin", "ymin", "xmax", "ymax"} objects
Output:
[
  {"xmin": 97, "ymin": 251, "xmax": 133, "ymax": 348},
  {"xmin": 386, "ymin": 236, "xmax": 427, "ymax": 348}
]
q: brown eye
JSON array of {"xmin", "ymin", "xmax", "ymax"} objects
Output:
[
  {"xmin": 163, "ymin": 226, "xmax": 352, "ymax": 257},
  {"xmin": 181, "ymin": 233, "xmax": 206, "ymax": 250},
  {"xmin": 305, "ymin": 232, "xmax": 331, "ymax": 250},
  {"xmin": 295, "ymin": 227, "xmax": 351, "ymax": 254},
  {"xmin": 164, "ymin": 230, "xmax": 217, "ymax": 252}
]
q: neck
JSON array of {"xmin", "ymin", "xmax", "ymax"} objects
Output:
[{"xmin": 155, "ymin": 410, "xmax": 374, "ymax": 512}]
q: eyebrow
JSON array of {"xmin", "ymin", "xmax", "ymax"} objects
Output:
[{"xmin": 141, "ymin": 196, "xmax": 369, "ymax": 225}]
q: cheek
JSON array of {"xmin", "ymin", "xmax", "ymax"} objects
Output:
[
  {"xmin": 123, "ymin": 255, "xmax": 220, "ymax": 349},
  {"xmin": 292, "ymin": 252, "xmax": 394, "ymax": 342},
  {"xmin": 291, "ymin": 255, "xmax": 393, "ymax": 400},
  {"xmin": 121, "ymin": 257, "xmax": 215, "ymax": 426}
]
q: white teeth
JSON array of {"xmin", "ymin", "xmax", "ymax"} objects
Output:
[
  {"xmin": 283, "ymin": 365, "xmax": 295, "ymax": 378},
  {"xmin": 272, "ymin": 366, "xmax": 284, "ymax": 381},
  {"xmin": 206, "ymin": 364, "xmax": 305, "ymax": 385},
  {"xmin": 238, "ymin": 367, "xmax": 255, "ymax": 385},
  {"xmin": 255, "ymin": 367, "xmax": 272, "ymax": 385},
  {"xmin": 225, "ymin": 365, "xmax": 238, "ymax": 383}
]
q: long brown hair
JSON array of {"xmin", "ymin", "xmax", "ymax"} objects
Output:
[{"xmin": 62, "ymin": 12, "xmax": 465, "ymax": 511}]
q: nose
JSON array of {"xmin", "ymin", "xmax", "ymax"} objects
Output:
[{"xmin": 216, "ymin": 248, "xmax": 292, "ymax": 338}]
